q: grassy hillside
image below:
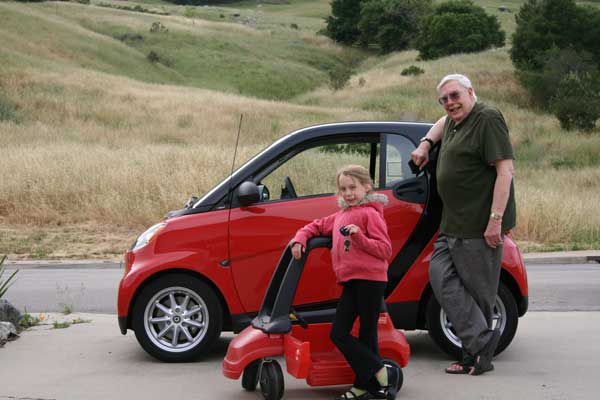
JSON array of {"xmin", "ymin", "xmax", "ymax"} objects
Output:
[
  {"xmin": 1, "ymin": 1, "xmax": 364, "ymax": 99},
  {"xmin": 0, "ymin": 0, "xmax": 599, "ymax": 259}
]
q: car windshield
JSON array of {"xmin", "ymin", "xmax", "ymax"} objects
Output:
[{"xmin": 195, "ymin": 134, "xmax": 291, "ymax": 206}]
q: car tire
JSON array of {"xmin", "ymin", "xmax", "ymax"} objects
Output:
[
  {"xmin": 426, "ymin": 281, "xmax": 518, "ymax": 360},
  {"xmin": 242, "ymin": 359, "xmax": 262, "ymax": 391},
  {"xmin": 131, "ymin": 273, "xmax": 222, "ymax": 362},
  {"xmin": 259, "ymin": 360, "xmax": 284, "ymax": 400}
]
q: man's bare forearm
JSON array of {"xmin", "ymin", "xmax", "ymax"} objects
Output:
[
  {"xmin": 491, "ymin": 160, "xmax": 514, "ymax": 217},
  {"xmin": 424, "ymin": 116, "xmax": 446, "ymax": 144}
]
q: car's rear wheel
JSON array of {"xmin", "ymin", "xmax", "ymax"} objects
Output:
[
  {"xmin": 132, "ymin": 273, "xmax": 222, "ymax": 362},
  {"xmin": 426, "ymin": 282, "xmax": 518, "ymax": 359}
]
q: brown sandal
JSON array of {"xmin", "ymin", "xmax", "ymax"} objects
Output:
[
  {"xmin": 469, "ymin": 328, "xmax": 501, "ymax": 376},
  {"xmin": 445, "ymin": 360, "xmax": 473, "ymax": 374}
]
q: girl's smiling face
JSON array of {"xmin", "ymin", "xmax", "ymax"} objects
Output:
[{"xmin": 338, "ymin": 174, "xmax": 371, "ymax": 206}]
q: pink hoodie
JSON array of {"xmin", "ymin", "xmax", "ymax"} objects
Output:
[{"xmin": 291, "ymin": 193, "xmax": 392, "ymax": 284}]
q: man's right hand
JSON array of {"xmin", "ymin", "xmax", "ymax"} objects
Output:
[
  {"xmin": 411, "ymin": 144, "xmax": 430, "ymax": 169},
  {"xmin": 291, "ymin": 242, "xmax": 304, "ymax": 260}
]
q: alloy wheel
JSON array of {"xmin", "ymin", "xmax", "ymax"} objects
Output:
[{"xmin": 143, "ymin": 286, "xmax": 209, "ymax": 353}]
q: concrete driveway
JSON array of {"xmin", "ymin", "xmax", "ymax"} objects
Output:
[{"xmin": 1, "ymin": 311, "xmax": 597, "ymax": 400}]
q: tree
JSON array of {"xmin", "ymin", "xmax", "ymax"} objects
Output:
[
  {"xmin": 415, "ymin": 0, "xmax": 505, "ymax": 60},
  {"xmin": 325, "ymin": 0, "xmax": 363, "ymax": 45},
  {"xmin": 358, "ymin": 0, "xmax": 432, "ymax": 54},
  {"xmin": 511, "ymin": 0, "xmax": 600, "ymax": 130},
  {"xmin": 517, "ymin": 47, "xmax": 597, "ymax": 107},
  {"xmin": 510, "ymin": 0, "xmax": 581, "ymax": 70}
]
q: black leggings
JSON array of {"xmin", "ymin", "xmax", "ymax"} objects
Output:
[{"xmin": 330, "ymin": 279, "xmax": 387, "ymax": 390}]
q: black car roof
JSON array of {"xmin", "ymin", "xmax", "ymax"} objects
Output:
[{"xmin": 195, "ymin": 121, "xmax": 432, "ymax": 208}]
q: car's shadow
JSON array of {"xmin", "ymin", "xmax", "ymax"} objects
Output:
[
  {"xmin": 202, "ymin": 330, "xmax": 451, "ymax": 363},
  {"xmin": 404, "ymin": 331, "xmax": 452, "ymax": 361},
  {"xmin": 128, "ymin": 330, "xmax": 452, "ymax": 364}
]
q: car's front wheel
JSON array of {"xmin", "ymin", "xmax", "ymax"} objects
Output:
[
  {"xmin": 131, "ymin": 273, "xmax": 223, "ymax": 362},
  {"xmin": 426, "ymin": 282, "xmax": 518, "ymax": 359}
]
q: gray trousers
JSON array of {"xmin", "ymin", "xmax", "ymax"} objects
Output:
[{"xmin": 429, "ymin": 235, "xmax": 502, "ymax": 355}]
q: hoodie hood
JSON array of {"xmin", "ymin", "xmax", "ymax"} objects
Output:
[{"xmin": 338, "ymin": 192, "xmax": 388, "ymax": 211}]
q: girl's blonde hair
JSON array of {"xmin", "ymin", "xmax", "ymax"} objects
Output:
[{"xmin": 336, "ymin": 164, "xmax": 373, "ymax": 195}]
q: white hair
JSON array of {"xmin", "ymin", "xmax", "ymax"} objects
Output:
[{"xmin": 437, "ymin": 74, "xmax": 477, "ymax": 101}]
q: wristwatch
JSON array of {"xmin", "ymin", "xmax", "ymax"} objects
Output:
[
  {"xmin": 420, "ymin": 137, "xmax": 434, "ymax": 147},
  {"xmin": 490, "ymin": 212, "xmax": 503, "ymax": 221}
]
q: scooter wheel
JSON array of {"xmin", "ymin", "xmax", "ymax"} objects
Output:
[
  {"xmin": 242, "ymin": 359, "xmax": 262, "ymax": 391},
  {"xmin": 382, "ymin": 358, "xmax": 403, "ymax": 392},
  {"xmin": 259, "ymin": 360, "xmax": 284, "ymax": 400}
]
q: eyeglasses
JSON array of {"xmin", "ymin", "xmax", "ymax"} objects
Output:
[{"xmin": 438, "ymin": 90, "xmax": 462, "ymax": 105}]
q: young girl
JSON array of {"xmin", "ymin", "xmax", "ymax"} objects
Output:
[{"xmin": 290, "ymin": 165, "xmax": 399, "ymax": 400}]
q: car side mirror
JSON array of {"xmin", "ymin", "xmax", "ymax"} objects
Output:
[{"xmin": 236, "ymin": 181, "xmax": 260, "ymax": 206}]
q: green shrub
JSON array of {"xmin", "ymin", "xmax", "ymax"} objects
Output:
[
  {"xmin": 116, "ymin": 33, "xmax": 144, "ymax": 44},
  {"xmin": 150, "ymin": 22, "xmax": 168, "ymax": 34},
  {"xmin": 162, "ymin": 0, "xmax": 239, "ymax": 4},
  {"xmin": 415, "ymin": 0, "xmax": 505, "ymax": 60},
  {"xmin": 401, "ymin": 65, "xmax": 424, "ymax": 76},
  {"xmin": 184, "ymin": 7, "xmax": 199, "ymax": 18},
  {"xmin": 97, "ymin": 2, "xmax": 169, "ymax": 15},
  {"xmin": 550, "ymin": 72, "xmax": 600, "ymax": 131},
  {"xmin": 328, "ymin": 65, "xmax": 353, "ymax": 91},
  {"xmin": 147, "ymin": 51, "xmax": 161, "ymax": 64},
  {"xmin": 19, "ymin": 311, "xmax": 42, "ymax": 329},
  {"xmin": 0, "ymin": 94, "xmax": 19, "ymax": 123},
  {"xmin": 320, "ymin": 144, "xmax": 374, "ymax": 157}
]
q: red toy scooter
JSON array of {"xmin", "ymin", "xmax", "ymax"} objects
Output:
[{"xmin": 223, "ymin": 237, "xmax": 410, "ymax": 400}]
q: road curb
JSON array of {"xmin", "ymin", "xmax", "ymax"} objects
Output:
[
  {"xmin": 522, "ymin": 251, "xmax": 600, "ymax": 265},
  {"xmin": 4, "ymin": 251, "xmax": 600, "ymax": 269},
  {"xmin": 4, "ymin": 259, "xmax": 122, "ymax": 269}
]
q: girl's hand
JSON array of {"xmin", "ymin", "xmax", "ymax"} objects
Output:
[
  {"xmin": 291, "ymin": 242, "xmax": 304, "ymax": 260},
  {"xmin": 344, "ymin": 224, "xmax": 360, "ymax": 235}
]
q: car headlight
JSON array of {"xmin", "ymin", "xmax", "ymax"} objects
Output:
[{"xmin": 132, "ymin": 222, "xmax": 166, "ymax": 251}]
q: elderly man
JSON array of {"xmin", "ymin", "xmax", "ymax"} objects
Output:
[{"xmin": 411, "ymin": 74, "xmax": 516, "ymax": 376}]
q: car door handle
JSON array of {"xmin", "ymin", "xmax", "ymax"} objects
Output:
[{"xmin": 396, "ymin": 187, "xmax": 424, "ymax": 194}]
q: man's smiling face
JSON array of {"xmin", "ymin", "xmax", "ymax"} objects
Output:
[{"xmin": 438, "ymin": 80, "xmax": 476, "ymax": 124}]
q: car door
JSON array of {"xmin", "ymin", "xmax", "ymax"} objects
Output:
[{"xmin": 227, "ymin": 131, "xmax": 426, "ymax": 313}]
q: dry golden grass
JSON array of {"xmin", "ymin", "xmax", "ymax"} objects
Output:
[
  {"xmin": 1, "ymin": 2, "xmax": 599, "ymax": 258},
  {"xmin": 516, "ymin": 168, "xmax": 600, "ymax": 248},
  {"xmin": 0, "ymin": 66, "xmax": 378, "ymax": 228}
]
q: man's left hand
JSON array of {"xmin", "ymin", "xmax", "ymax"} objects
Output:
[{"xmin": 484, "ymin": 219, "xmax": 503, "ymax": 248}]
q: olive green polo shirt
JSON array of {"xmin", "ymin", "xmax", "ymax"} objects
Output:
[{"xmin": 436, "ymin": 102, "xmax": 516, "ymax": 238}]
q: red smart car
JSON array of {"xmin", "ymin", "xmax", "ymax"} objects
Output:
[{"xmin": 117, "ymin": 121, "xmax": 528, "ymax": 362}]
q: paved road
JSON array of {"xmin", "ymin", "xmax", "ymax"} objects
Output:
[
  {"xmin": 2, "ymin": 263, "xmax": 600, "ymax": 400},
  {"xmin": 1, "ymin": 312, "xmax": 598, "ymax": 400},
  {"xmin": 4, "ymin": 263, "xmax": 600, "ymax": 313},
  {"xmin": 526, "ymin": 263, "xmax": 600, "ymax": 311}
]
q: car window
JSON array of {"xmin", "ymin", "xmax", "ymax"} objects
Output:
[
  {"xmin": 385, "ymin": 134, "xmax": 417, "ymax": 187},
  {"xmin": 260, "ymin": 142, "xmax": 379, "ymax": 201}
]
